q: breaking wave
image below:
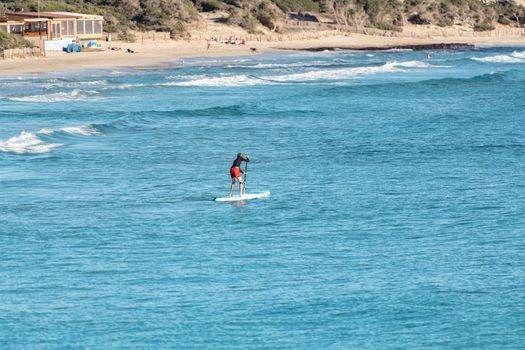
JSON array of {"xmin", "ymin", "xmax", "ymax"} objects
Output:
[
  {"xmin": 6, "ymin": 89, "xmax": 100, "ymax": 103},
  {"xmin": 0, "ymin": 131, "xmax": 62, "ymax": 154},
  {"xmin": 168, "ymin": 75, "xmax": 264, "ymax": 87},
  {"xmin": 472, "ymin": 50, "xmax": 525, "ymax": 64},
  {"xmin": 382, "ymin": 48, "xmax": 414, "ymax": 52},
  {"xmin": 265, "ymin": 61, "xmax": 409, "ymax": 82},
  {"xmin": 0, "ymin": 124, "xmax": 103, "ymax": 154},
  {"xmin": 101, "ymin": 83, "xmax": 147, "ymax": 90},
  {"xmin": 167, "ymin": 60, "xmax": 433, "ymax": 87},
  {"xmin": 42, "ymin": 80, "xmax": 109, "ymax": 89},
  {"xmin": 38, "ymin": 124, "xmax": 103, "ymax": 137},
  {"xmin": 393, "ymin": 60, "xmax": 432, "ymax": 68},
  {"xmin": 223, "ymin": 60, "xmax": 352, "ymax": 70}
]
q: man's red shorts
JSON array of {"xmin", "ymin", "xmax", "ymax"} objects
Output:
[{"xmin": 230, "ymin": 166, "xmax": 242, "ymax": 179}]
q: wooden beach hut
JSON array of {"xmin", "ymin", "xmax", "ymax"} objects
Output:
[
  {"xmin": 5, "ymin": 12, "xmax": 103, "ymax": 41},
  {"xmin": 0, "ymin": 17, "xmax": 25, "ymax": 36}
]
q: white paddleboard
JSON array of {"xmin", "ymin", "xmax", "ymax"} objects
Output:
[{"xmin": 214, "ymin": 190, "xmax": 271, "ymax": 202}]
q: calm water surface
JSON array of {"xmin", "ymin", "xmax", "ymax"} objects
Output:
[{"xmin": 1, "ymin": 46, "xmax": 524, "ymax": 349}]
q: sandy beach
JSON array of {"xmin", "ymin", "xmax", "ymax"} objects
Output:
[{"xmin": 1, "ymin": 31, "xmax": 525, "ymax": 75}]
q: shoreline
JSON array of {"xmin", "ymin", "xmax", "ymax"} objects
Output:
[
  {"xmin": 1, "ymin": 33, "xmax": 525, "ymax": 76},
  {"xmin": 282, "ymin": 43, "xmax": 475, "ymax": 51}
]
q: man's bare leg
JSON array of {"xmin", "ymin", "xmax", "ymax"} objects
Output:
[{"xmin": 230, "ymin": 180, "xmax": 235, "ymax": 197}]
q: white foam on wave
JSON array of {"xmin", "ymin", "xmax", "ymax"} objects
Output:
[
  {"xmin": 285, "ymin": 50, "xmax": 341, "ymax": 58},
  {"xmin": 104, "ymin": 81, "xmax": 192, "ymax": 90},
  {"xmin": 165, "ymin": 74, "xmax": 208, "ymax": 81},
  {"xmin": 104, "ymin": 80, "xmax": 200, "ymax": 90},
  {"xmin": 166, "ymin": 60, "xmax": 434, "ymax": 86},
  {"xmin": 513, "ymin": 51, "xmax": 525, "ymax": 58},
  {"xmin": 472, "ymin": 50, "xmax": 525, "ymax": 64},
  {"xmin": 169, "ymin": 75, "xmax": 264, "ymax": 87},
  {"xmin": 43, "ymin": 80, "xmax": 108, "ymax": 89},
  {"xmin": 223, "ymin": 60, "xmax": 351, "ymax": 70},
  {"xmin": 261, "ymin": 61, "xmax": 417, "ymax": 82},
  {"xmin": 383, "ymin": 48, "xmax": 414, "ymax": 52},
  {"xmin": 0, "ymin": 80, "xmax": 33, "ymax": 88},
  {"xmin": 102, "ymin": 83, "xmax": 146, "ymax": 90},
  {"xmin": 0, "ymin": 124, "xmax": 102, "ymax": 154},
  {"xmin": 7, "ymin": 89, "xmax": 99, "ymax": 103},
  {"xmin": 393, "ymin": 60, "xmax": 430, "ymax": 68},
  {"xmin": 392, "ymin": 60, "xmax": 451, "ymax": 68},
  {"xmin": 39, "ymin": 124, "xmax": 102, "ymax": 136},
  {"xmin": 0, "ymin": 131, "xmax": 62, "ymax": 154}
]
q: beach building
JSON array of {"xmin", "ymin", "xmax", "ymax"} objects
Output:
[
  {"xmin": 1, "ymin": 12, "xmax": 103, "ymax": 42},
  {"xmin": 0, "ymin": 17, "xmax": 25, "ymax": 36}
]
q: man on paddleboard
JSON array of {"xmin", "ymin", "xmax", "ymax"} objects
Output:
[{"xmin": 230, "ymin": 153, "xmax": 250, "ymax": 197}]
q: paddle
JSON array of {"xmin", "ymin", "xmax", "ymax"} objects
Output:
[{"xmin": 243, "ymin": 161, "xmax": 248, "ymax": 195}]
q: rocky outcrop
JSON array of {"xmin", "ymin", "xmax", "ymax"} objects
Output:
[{"xmin": 287, "ymin": 43, "xmax": 474, "ymax": 52}]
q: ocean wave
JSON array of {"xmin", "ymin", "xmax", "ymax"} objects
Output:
[
  {"xmin": 0, "ymin": 81, "xmax": 33, "ymax": 88},
  {"xmin": 165, "ymin": 74, "xmax": 208, "ymax": 81},
  {"xmin": 262, "ymin": 61, "xmax": 418, "ymax": 82},
  {"xmin": 39, "ymin": 124, "xmax": 103, "ymax": 137},
  {"xmin": 0, "ymin": 131, "xmax": 62, "ymax": 154},
  {"xmin": 166, "ymin": 60, "xmax": 433, "ymax": 87},
  {"xmin": 6, "ymin": 89, "xmax": 100, "ymax": 103},
  {"xmin": 101, "ymin": 83, "xmax": 147, "ymax": 90},
  {"xmin": 223, "ymin": 60, "xmax": 352, "ymax": 70},
  {"xmin": 471, "ymin": 50, "xmax": 525, "ymax": 64},
  {"xmin": 392, "ymin": 60, "xmax": 431, "ymax": 68},
  {"xmin": 324, "ymin": 70, "xmax": 516, "ymax": 95},
  {"xmin": 168, "ymin": 75, "xmax": 264, "ymax": 87},
  {"xmin": 0, "ymin": 124, "xmax": 103, "ymax": 154},
  {"xmin": 42, "ymin": 80, "xmax": 108, "ymax": 89},
  {"xmin": 395, "ymin": 60, "xmax": 452, "ymax": 69},
  {"xmin": 103, "ymin": 81, "xmax": 194, "ymax": 90},
  {"xmin": 382, "ymin": 48, "xmax": 414, "ymax": 52}
]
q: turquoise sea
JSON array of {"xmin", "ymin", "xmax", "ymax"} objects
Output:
[{"xmin": 1, "ymin": 46, "xmax": 524, "ymax": 348}]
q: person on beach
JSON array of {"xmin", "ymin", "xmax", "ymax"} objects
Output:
[{"xmin": 230, "ymin": 153, "xmax": 250, "ymax": 197}]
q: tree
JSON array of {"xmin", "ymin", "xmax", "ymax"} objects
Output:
[{"xmin": 332, "ymin": 0, "xmax": 367, "ymax": 29}]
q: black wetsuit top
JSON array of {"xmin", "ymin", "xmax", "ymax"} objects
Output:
[{"xmin": 231, "ymin": 157, "xmax": 245, "ymax": 170}]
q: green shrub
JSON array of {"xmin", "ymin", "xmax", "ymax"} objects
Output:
[
  {"xmin": 0, "ymin": 32, "xmax": 33, "ymax": 50},
  {"xmin": 171, "ymin": 21, "xmax": 187, "ymax": 35},
  {"xmin": 405, "ymin": 0, "xmax": 422, "ymax": 7},
  {"xmin": 370, "ymin": 22, "xmax": 403, "ymax": 32},
  {"xmin": 240, "ymin": 15, "xmax": 259, "ymax": 32},
  {"xmin": 257, "ymin": 12, "xmax": 277, "ymax": 29},
  {"xmin": 474, "ymin": 21, "xmax": 495, "ymax": 31},
  {"xmin": 255, "ymin": 1, "xmax": 284, "ymax": 29},
  {"xmin": 271, "ymin": 0, "xmax": 319, "ymax": 13},
  {"xmin": 408, "ymin": 13, "xmax": 430, "ymax": 25},
  {"xmin": 498, "ymin": 16, "xmax": 511, "ymax": 25},
  {"xmin": 200, "ymin": 0, "xmax": 224, "ymax": 12},
  {"xmin": 437, "ymin": 18, "xmax": 453, "ymax": 27},
  {"xmin": 225, "ymin": 7, "xmax": 242, "ymax": 25},
  {"xmin": 117, "ymin": 31, "xmax": 136, "ymax": 42}
]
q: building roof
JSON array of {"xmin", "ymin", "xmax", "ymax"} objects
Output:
[
  {"xmin": 7, "ymin": 12, "xmax": 103, "ymax": 20},
  {"xmin": 43, "ymin": 12, "xmax": 103, "ymax": 20},
  {"xmin": 24, "ymin": 18, "xmax": 51, "ymax": 22},
  {"xmin": 0, "ymin": 21, "xmax": 25, "ymax": 25}
]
